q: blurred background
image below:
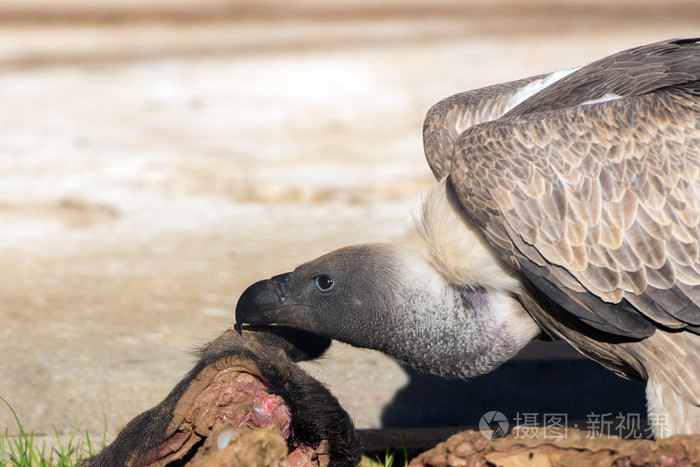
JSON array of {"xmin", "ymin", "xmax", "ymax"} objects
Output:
[{"xmin": 0, "ymin": 0, "xmax": 697, "ymax": 445}]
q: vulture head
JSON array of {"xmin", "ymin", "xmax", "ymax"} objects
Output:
[
  {"xmin": 237, "ymin": 38, "xmax": 700, "ymax": 438},
  {"xmin": 237, "ymin": 182, "xmax": 540, "ymax": 379}
]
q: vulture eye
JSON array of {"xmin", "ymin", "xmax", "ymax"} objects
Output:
[{"xmin": 314, "ymin": 275, "xmax": 335, "ymax": 293}]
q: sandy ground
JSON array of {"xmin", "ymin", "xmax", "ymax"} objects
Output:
[{"xmin": 0, "ymin": 0, "xmax": 698, "ymax": 448}]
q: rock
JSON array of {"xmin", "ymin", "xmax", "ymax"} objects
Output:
[{"xmin": 409, "ymin": 427, "xmax": 700, "ymax": 467}]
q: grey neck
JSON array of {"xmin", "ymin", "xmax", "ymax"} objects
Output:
[{"xmin": 371, "ymin": 284, "xmax": 530, "ymax": 379}]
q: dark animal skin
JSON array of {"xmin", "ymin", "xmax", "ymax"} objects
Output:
[{"xmin": 81, "ymin": 328, "xmax": 360, "ymax": 467}]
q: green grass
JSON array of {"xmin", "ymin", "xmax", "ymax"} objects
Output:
[
  {"xmin": 361, "ymin": 434, "xmax": 409, "ymax": 467},
  {"xmin": 361, "ymin": 447, "xmax": 406, "ymax": 467},
  {"xmin": 0, "ymin": 396, "xmax": 104, "ymax": 467}
]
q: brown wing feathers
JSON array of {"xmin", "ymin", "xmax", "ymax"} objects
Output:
[
  {"xmin": 426, "ymin": 38, "xmax": 700, "ymax": 338},
  {"xmin": 505, "ymin": 38, "xmax": 700, "ymax": 117},
  {"xmin": 423, "ymin": 75, "xmax": 546, "ymax": 179}
]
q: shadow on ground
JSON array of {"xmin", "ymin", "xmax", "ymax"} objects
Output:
[{"xmin": 382, "ymin": 357, "xmax": 646, "ymax": 428}]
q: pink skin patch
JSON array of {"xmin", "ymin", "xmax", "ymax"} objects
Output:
[{"xmin": 253, "ymin": 393, "xmax": 285, "ymax": 425}]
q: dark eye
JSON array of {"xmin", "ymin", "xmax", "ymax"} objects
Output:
[{"xmin": 314, "ymin": 275, "xmax": 335, "ymax": 292}]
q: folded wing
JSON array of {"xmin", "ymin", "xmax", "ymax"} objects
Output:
[{"xmin": 424, "ymin": 38, "xmax": 700, "ymax": 338}]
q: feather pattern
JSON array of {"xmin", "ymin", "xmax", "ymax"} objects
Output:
[{"xmin": 423, "ymin": 38, "xmax": 700, "ymax": 338}]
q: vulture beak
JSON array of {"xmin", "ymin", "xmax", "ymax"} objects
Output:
[{"xmin": 235, "ymin": 272, "xmax": 314, "ymax": 332}]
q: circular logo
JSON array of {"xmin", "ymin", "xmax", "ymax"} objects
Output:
[{"xmin": 479, "ymin": 411, "xmax": 509, "ymax": 440}]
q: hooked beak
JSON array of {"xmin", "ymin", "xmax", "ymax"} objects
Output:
[{"xmin": 235, "ymin": 272, "xmax": 314, "ymax": 333}]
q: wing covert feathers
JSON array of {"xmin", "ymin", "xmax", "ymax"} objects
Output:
[
  {"xmin": 425, "ymin": 38, "xmax": 700, "ymax": 338},
  {"xmin": 423, "ymin": 75, "xmax": 547, "ymax": 180}
]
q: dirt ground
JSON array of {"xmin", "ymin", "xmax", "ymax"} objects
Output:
[{"xmin": 0, "ymin": 0, "xmax": 698, "ymax": 450}]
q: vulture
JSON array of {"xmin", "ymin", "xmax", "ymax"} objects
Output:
[{"xmin": 236, "ymin": 38, "xmax": 700, "ymax": 438}]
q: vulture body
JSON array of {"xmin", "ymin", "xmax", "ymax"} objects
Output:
[{"xmin": 236, "ymin": 38, "xmax": 700, "ymax": 438}]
